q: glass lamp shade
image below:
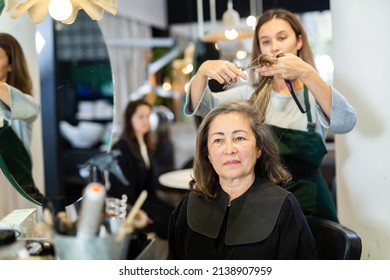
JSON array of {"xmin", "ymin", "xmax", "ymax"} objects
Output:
[
  {"xmin": 4, "ymin": 0, "xmax": 117, "ymax": 24},
  {"xmin": 201, "ymin": 2, "xmax": 253, "ymax": 43}
]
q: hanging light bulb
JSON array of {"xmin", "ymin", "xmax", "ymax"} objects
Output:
[
  {"xmin": 201, "ymin": 0, "xmax": 253, "ymax": 43},
  {"xmin": 224, "ymin": 29, "xmax": 238, "ymax": 40},
  {"xmin": 246, "ymin": 15, "xmax": 257, "ymax": 29},
  {"xmin": 182, "ymin": 63, "xmax": 193, "ymax": 75},
  {"xmin": 222, "ymin": 0, "xmax": 239, "ymax": 40},
  {"xmin": 236, "ymin": 49, "xmax": 247, "ymax": 60},
  {"xmin": 48, "ymin": 0, "xmax": 73, "ymax": 21}
]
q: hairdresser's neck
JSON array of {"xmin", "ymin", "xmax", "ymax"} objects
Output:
[{"xmin": 272, "ymin": 78, "xmax": 303, "ymax": 94}]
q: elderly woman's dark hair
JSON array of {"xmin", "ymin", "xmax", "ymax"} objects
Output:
[{"xmin": 190, "ymin": 100, "xmax": 291, "ymax": 200}]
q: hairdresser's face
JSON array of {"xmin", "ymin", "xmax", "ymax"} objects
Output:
[
  {"xmin": 131, "ymin": 104, "xmax": 151, "ymax": 138},
  {"xmin": 258, "ymin": 18, "xmax": 302, "ymax": 57},
  {"xmin": 207, "ymin": 112, "xmax": 261, "ymax": 182},
  {"xmin": 0, "ymin": 47, "xmax": 11, "ymax": 82}
]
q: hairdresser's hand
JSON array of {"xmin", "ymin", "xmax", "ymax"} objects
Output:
[
  {"xmin": 257, "ymin": 53, "xmax": 333, "ymax": 117},
  {"xmin": 189, "ymin": 60, "xmax": 248, "ymax": 112},
  {"xmin": 198, "ymin": 60, "xmax": 248, "ymax": 86},
  {"xmin": 256, "ymin": 53, "xmax": 314, "ymax": 81}
]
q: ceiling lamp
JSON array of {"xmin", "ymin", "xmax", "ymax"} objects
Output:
[
  {"xmin": 201, "ymin": 0, "xmax": 253, "ymax": 43},
  {"xmin": 2, "ymin": 0, "xmax": 117, "ymax": 24}
]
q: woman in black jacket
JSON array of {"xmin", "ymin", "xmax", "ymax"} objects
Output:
[{"xmin": 108, "ymin": 99, "xmax": 174, "ymax": 244}]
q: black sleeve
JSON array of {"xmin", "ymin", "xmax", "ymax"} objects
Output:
[
  {"xmin": 277, "ymin": 194, "xmax": 319, "ymax": 260},
  {"xmin": 108, "ymin": 140, "xmax": 138, "ymax": 203},
  {"xmin": 167, "ymin": 195, "xmax": 188, "ymax": 260}
]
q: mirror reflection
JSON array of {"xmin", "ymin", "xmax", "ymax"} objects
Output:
[
  {"xmin": 0, "ymin": 12, "xmax": 44, "ymax": 217},
  {"xmin": 0, "ymin": 11, "xmax": 114, "ymax": 213},
  {"xmin": 53, "ymin": 11, "xmax": 114, "ymax": 205},
  {"xmin": 0, "ymin": 32, "xmax": 45, "ymax": 206}
]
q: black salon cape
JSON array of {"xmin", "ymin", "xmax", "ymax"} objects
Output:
[{"xmin": 168, "ymin": 177, "xmax": 318, "ymax": 259}]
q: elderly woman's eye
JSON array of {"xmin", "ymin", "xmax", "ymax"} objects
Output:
[{"xmin": 212, "ymin": 138, "xmax": 222, "ymax": 143}]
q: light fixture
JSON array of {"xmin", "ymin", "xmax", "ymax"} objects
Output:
[
  {"xmin": 48, "ymin": 0, "xmax": 73, "ymax": 21},
  {"xmin": 201, "ymin": 0, "xmax": 253, "ymax": 43},
  {"xmin": 3, "ymin": 0, "xmax": 117, "ymax": 24}
]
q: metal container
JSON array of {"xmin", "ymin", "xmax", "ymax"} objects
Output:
[{"xmin": 54, "ymin": 233, "xmax": 131, "ymax": 260}]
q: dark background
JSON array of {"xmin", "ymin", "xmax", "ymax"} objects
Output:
[{"xmin": 166, "ymin": 0, "xmax": 330, "ymax": 25}]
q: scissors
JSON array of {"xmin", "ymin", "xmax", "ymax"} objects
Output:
[
  {"xmin": 223, "ymin": 53, "xmax": 310, "ymax": 113},
  {"xmin": 222, "ymin": 57, "xmax": 265, "ymax": 89}
]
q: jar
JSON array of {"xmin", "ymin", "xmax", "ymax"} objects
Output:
[{"xmin": 0, "ymin": 229, "xmax": 29, "ymax": 259}]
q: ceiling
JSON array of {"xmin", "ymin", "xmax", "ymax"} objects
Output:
[
  {"xmin": 166, "ymin": 0, "xmax": 330, "ymax": 26},
  {"xmin": 121, "ymin": 1, "xmax": 330, "ymax": 37}
]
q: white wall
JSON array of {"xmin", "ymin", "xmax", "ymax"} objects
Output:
[
  {"xmin": 331, "ymin": 0, "xmax": 390, "ymax": 259},
  {"xmin": 0, "ymin": 13, "xmax": 45, "ymax": 193},
  {"xmin": 117, "ymin": 0, "xmax": 167, "ymax": 29}
]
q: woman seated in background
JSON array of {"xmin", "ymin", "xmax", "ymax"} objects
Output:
[
  {"xmin": 168, "ymin": 100, "xmax": 318, "ymax": 260},
  {"xmin": 108, "ymin": 99, "xmax": 174, "ymax": 259}
]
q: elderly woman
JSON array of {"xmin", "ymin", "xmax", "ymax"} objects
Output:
[{"xmin": 168, "ymin": 100, "xmax": 318, "ymax": 259}]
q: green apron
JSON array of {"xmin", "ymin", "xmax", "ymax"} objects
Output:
[
  {"xmin": 0, "ymin": 120, "xmax": 44, "ymax": 205},
  {"xmin": 269, "ymin": 87, "xmax": 338, "ymax": 223}
]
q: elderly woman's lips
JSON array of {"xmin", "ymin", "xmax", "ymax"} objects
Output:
[{"xmin": 224, "ymin": 160, "xmax": 240, "ymax": 165}]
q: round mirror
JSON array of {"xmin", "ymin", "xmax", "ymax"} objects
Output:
[{"xmin": 0, "ymin": 11, "xmax": 114, "ymax": 212}]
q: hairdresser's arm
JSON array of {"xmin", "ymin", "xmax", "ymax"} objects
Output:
[
  {"xmin": 317, "ymin": 86, "xmax": 357, "ymax": 134},
  {"xmin": 188, "ymin": 60, "xmax": 247, "ymax": 111},
  {"xmin": 0, "ymin": 82, "xmax": 39, "ymax": 121},
  {"xmin": 299, "ymin": 63, "xmax": 332, "ymax": 118},
  {"xmin": 258, "ymin": 53, "xmax": 332, "ymax": 117}
]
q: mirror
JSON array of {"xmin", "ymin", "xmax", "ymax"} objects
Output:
[
  {"xmin": 0, "ymin": 11, "xmax": 114, "ymax": 211},
  {"xmin": 55, "ymin": 12, "xmax": 114, "ymax": 205}
]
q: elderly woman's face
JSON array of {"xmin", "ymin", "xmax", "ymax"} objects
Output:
[{"xmin": 207, "ymin": 112, "xmax": 261, "ymax": 181}]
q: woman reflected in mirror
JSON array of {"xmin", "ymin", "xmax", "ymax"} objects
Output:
[{"xmin": 0, "ymin": 32, "xmax": 45, "ymax": 218}]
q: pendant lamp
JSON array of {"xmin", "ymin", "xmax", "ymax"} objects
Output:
[
  {"xmin": 1, "ymin": 0, "xmax": 117, "ymax": 24},
  {"xmin": 201, "ymin": 0, "xmax": 253, "ymax": 42}
]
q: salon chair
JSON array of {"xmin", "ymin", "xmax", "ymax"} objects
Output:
[
  {"xmin": 306, "ymin": 216, "xmax": 362, "ymax": 260},
  {"xmin": 135, "ymin": 238, "xmax": 156, "ymax": 260}
]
